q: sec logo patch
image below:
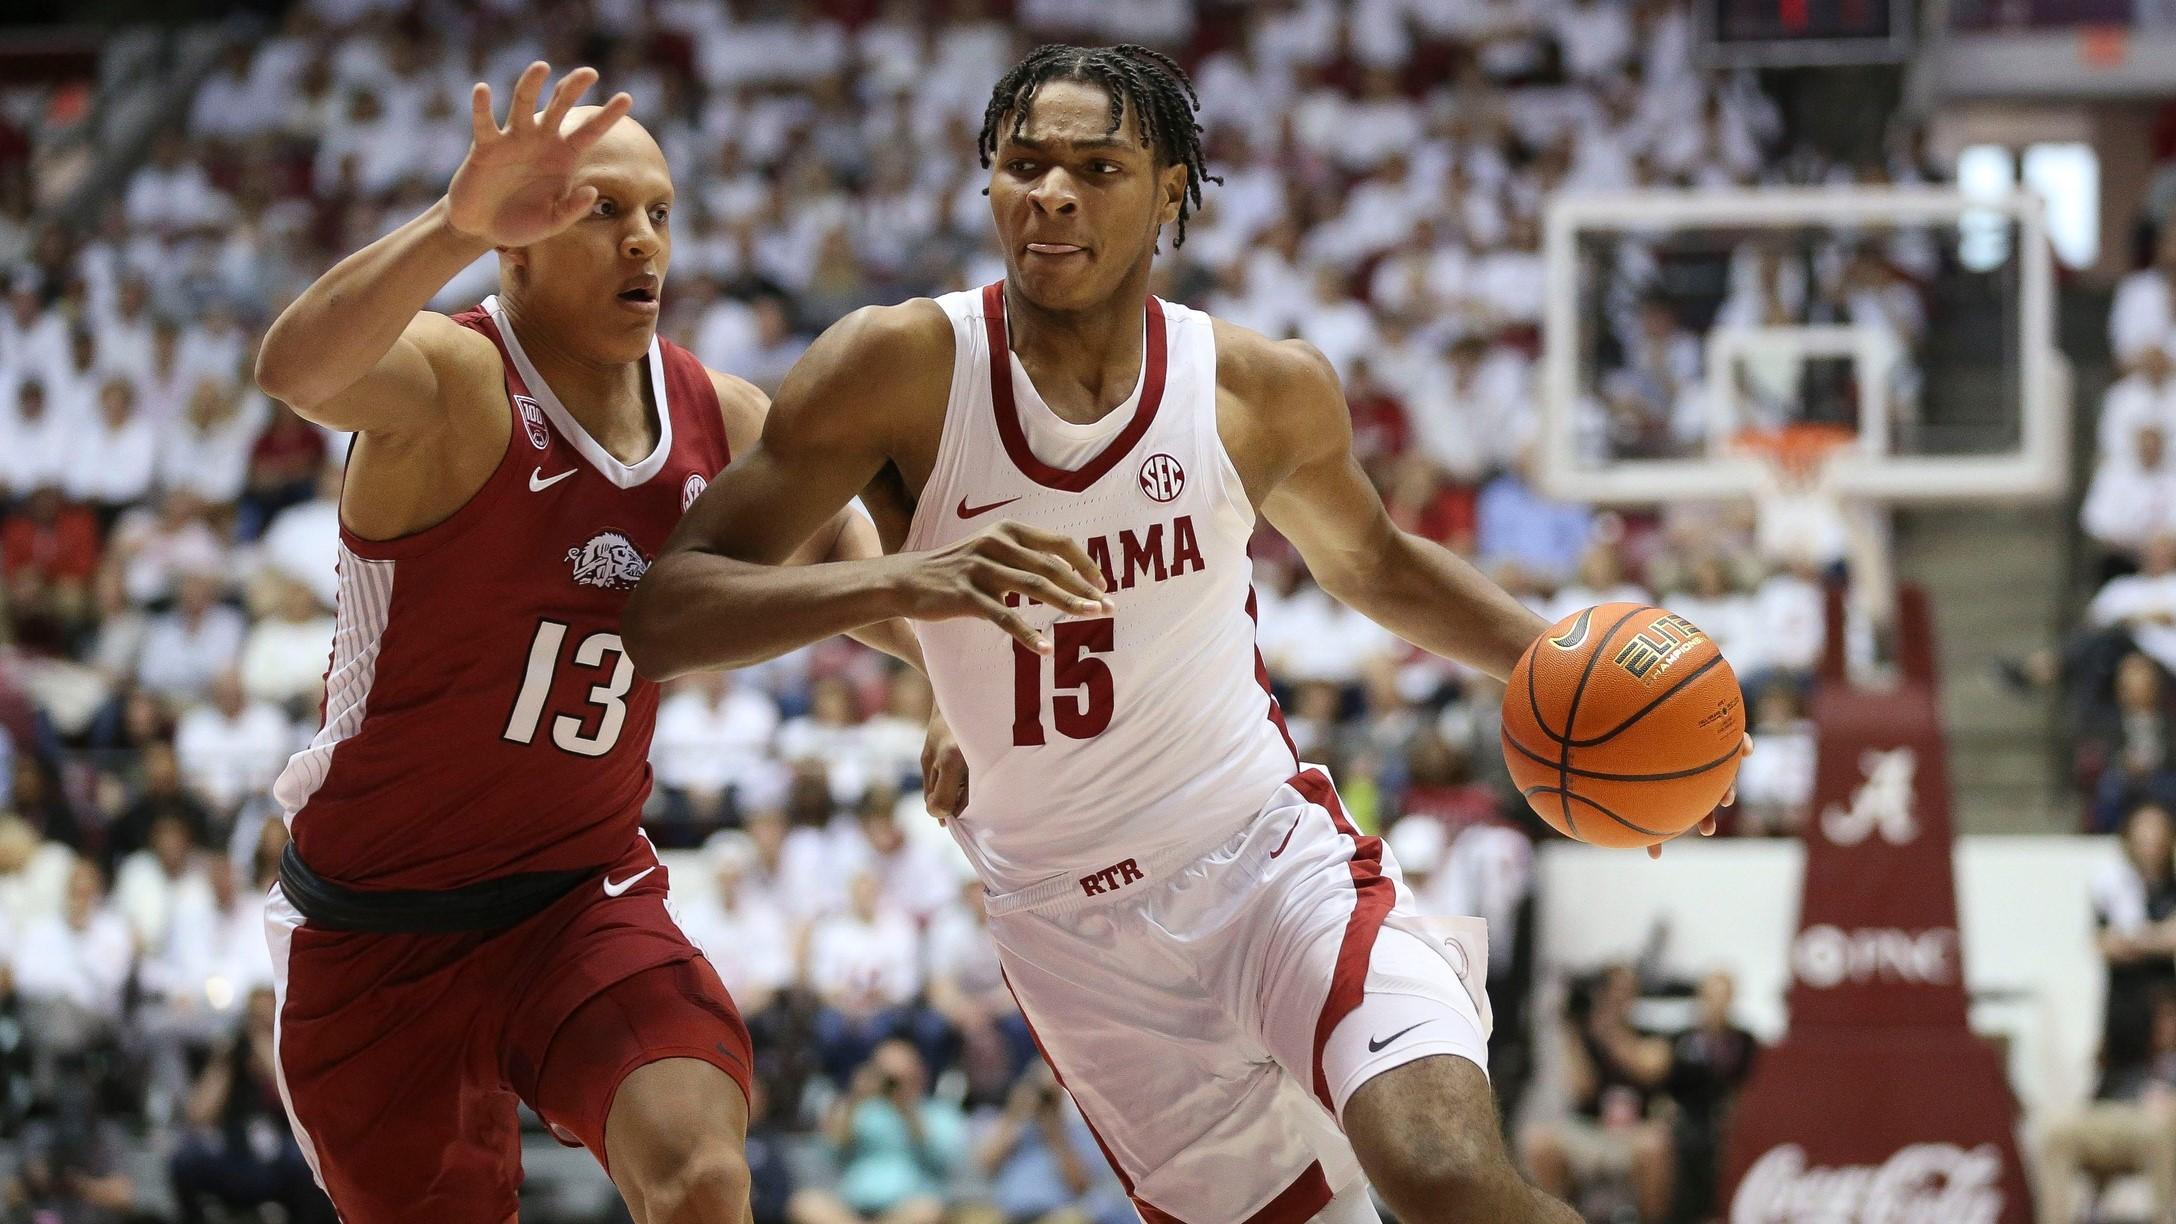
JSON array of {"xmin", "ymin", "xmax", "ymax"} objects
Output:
[
  {"xmin": 682, "ymin": 473, "xmax": 707, "ymax": 511},
  {"xmin": 1138, "ymin": 453, "xmax": 1185, "ymax": 503}
]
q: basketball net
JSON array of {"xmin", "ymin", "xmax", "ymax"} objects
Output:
[{"xmin": 1732, "ymin": 424, "xmax": 1898, "ymax": 664}]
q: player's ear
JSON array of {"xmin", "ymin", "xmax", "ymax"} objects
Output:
[{"xmin": 1158, "ymin": 163, "xmax": 1186, "ymax": 227}]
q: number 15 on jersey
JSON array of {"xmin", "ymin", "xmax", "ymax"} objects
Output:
[{"xmin": 1012, "ymin": 617, "xmax": 1115, "ymax": 747}]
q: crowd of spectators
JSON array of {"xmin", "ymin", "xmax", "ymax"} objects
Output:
[
  {"xmin": 0, "ymin": 0, "xmax": 1853, "ymax": 1218},
  {"xmin": 2010, "ymin": 221, "xmax": 2176, "ymax": 831}
]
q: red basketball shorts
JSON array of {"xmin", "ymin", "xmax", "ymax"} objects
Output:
[{"xmin": 265, "ymin": 835, "xmax": 752, "ymax": 1222}]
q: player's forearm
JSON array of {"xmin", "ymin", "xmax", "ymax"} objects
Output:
[
  {"xmin": 622, "ymin": 550, "xmax": 913, "ymax": 680},
  {"xmin": 257, "ymin": 197, "xmax": 488, "ymax": 412},
  {"xmin": 1327, "ymin": 530, "xmax": 1547, "ymax": 680}
]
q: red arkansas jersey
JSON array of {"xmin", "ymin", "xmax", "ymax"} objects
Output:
[{"xmin": 272, "ymin": 295, "xmax": 729, "ymax": 890}]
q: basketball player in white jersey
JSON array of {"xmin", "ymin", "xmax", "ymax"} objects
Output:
[{"xmin": 627, "ymin": 44, "xmax": 1723, "ymax": 1224}]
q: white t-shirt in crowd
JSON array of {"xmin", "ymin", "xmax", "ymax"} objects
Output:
[
  {"xmin": 175, "ymin": 700, "xmax": 299, "ymax": 812},
  {"xmin": 239, "ymin": 615, "xmax": 337, "ymax": 707},
  {"xmin": 11, "ymin": 907, "xmax": 135, "ymax": 1018},
  {"xmin": 675, "ymin": 890, "xmax": 795, "ymax": 1005},
  {"xmin": 805, "ymin": 906, "xmax": 922, "ymax": 1010},
  {"xmin": 137, "ymin": 606, "xmax": 248, "ymax": 702},
  {"xmin": 2090, "ymin": 571, "xmax": 2176, "ymax": 675},
  {"xmin": 651, "ymin": 681, "xmax": 781, "ymax": 796}
]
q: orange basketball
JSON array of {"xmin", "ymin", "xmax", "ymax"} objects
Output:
[{"xmin": 1501, "ymin": 603, "xmax": 1747, "ymax": 849}]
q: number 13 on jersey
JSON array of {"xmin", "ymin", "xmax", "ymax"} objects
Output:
[
  {"xmin": 502, "ymin": 620, "xmax": 634, "ymax": 757},
  {"xmin": 1012, "ymin": 617, "xmax": 1115, "ymax": 747}
]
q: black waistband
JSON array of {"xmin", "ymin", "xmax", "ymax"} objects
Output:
[{"xmin": 278, "ymin": 843, "xmax": 598, "ymax": 934}]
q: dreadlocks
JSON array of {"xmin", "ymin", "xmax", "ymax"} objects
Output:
[{"xmin": 977, "ymin": 43, "xmax": 1221, "ymax": 249}]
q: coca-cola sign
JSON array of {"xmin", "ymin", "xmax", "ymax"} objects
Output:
[{"xmin": 1731, "ymin": 1143, "xmax": 2004, "ymax": 1224}]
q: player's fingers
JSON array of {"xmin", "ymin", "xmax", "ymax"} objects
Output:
[
  {"xmin": 986, "ymin": 562, "xmax": 1104, "ymax": 618},
  {"xmin": 1739, "ymin": 732, "xmax": 1754, "ymax": 758},
  {"xmin": 508, "ymin": 62, "xmax": 550, "ymax": 131},
  {"xmin": 540, "ymin": 66, "xmax": 597, "ymax": 134},
  {"xmin": 1647, "ymin": 842, "xmax": 1664, "ymax": 861},
  {"xmin": 985, "ymin": 535, "xmax": 1110, "ymax": 612},
  {"xmin": 565, "ymin": 92, "xmax": 634, "ymax": 153},
  {"xmin": 974, "ymin": 591, "xmax": 1050, "ymax": 655},
  {"xmin": 549, "ymin": 185, "xmax": 600, "ymax": 229},
  {"xmin": 1002, "ymin": 522, "xmax": 1109, "ymax": 595},
  {"xmin": 469, "ymin": 82, "xmax": 499, "ymax": 143},
  {"xmin": 1700, "ymin": 813, "xmax": 1719, "ymax": 836}
]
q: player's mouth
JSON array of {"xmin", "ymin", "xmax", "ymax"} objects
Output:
[
  {"xmin": 616, "ymin": 276, "xmax": 660, "ymax": 316},
  {"xmin": 1024, "ymin": 242, "xmax": 1087, "ymax": 260}
]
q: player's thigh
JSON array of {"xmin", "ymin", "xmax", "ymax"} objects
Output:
[
  {"xmin": 993, "ymin": 905, "xmax": 1347, "ymax": 1224},
  {"xmin": 1247, "ymin": 788, "xmax": 1491, "ymax": 1120},
  {"xmin": 528, "ymin": 955, "xmax": 753, "ymax": 1180},
  {"xmin": 269, "ymin": 905, "xmax": 521, "ymax": 1221}
]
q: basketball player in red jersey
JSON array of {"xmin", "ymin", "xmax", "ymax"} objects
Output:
[
  {"xmin": 254, "ymin": 65, "xmax": 952, "ymax": 1223},
  {"xmin": 628, "ymin": 47, "xmax": 1742, "ymax": 1224}
]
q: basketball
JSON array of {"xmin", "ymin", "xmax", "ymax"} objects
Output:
[{"xmin": 1502, "ymin": 603, "xmax": 1747, "ymax": 849}]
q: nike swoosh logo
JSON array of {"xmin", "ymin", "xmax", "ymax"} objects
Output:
[
  {"xmin": 1367, "ymin": 1021, "xmax": 1431, "ymax": 1053},
  {"xmin": 1268, "ymin": 812, "xmax": 1305, "ymax": 859},
  {"xmin": 530, "ymin": 467, "xmax": 577, "ymax": 492},
  {"xmin": 1549, "ymin": 607, "xmax": 1596, "ymax": 650},
  {"xmin": 956, "ymin": 494, "xmax": 1021, "ymax": 519},
  {"xmin": 601, "ymin": 865, "xmax": 657, "ymax": 897}
]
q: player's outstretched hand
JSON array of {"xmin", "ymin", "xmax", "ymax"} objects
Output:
[
  {"xmin": 445, "ymin": 62, "xmax": 633, "ymax": 248},
  {"xmin": 1645, "ymin": 733, "xmax": 1753, "ymax": 861},
  {"xmin": 898, "ymin": 521, "xmax": 1113, "ymax": 654},
  {"xmin": 923, "ymin": 709, "xmax": 968, "ymax": 824}
]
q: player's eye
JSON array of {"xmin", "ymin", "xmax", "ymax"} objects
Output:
[
  {"xmin": 1090, "ymin": 161, "xmax": 1121, "ymax": 175},
  {"xmin": 592, "ymin": 198, "xmax": 616, "ymax": 218},
  {"xmin": 1006, "ymin": 160, "xmax": 1038, "ymax": 175},
  {"xmin": 649, "ymin": 205, "xmax": 670, "ymax": 224}
]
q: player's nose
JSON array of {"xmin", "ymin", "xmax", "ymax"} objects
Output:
[{"xmin": 1028, "ymin": 168, "xmax": 1080, "ymax": 214}]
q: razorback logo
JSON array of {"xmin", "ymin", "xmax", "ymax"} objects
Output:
[{"xmin": 566, "ymin": 530, "xmax": 650, "ymax": 590}]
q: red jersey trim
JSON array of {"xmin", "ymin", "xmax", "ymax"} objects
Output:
[
  {"xmin": 1245, "ymin": 588, "xmax": 1301, "ymax": 769},
  {"xmin": 1297, "ymin": 767, "xmax": 1394, "ymax": 1116},
  {"xmin": 981, "ymin": 281, "xmax": 1168, "ymax": 493},
  {"xmin": 338, "ymin": 309, "xmax": 530, "ymax": 563}
]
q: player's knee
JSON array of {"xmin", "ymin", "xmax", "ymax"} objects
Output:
[
  {"xmin": 1368, "ymin": 1122, "xmax": 1514, "ymax": 1219},
  {"xmin": 633, "ymin": 1137, "xmax": 749, "ymax": 1223}
]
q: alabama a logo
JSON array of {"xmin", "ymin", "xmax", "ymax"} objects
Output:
[
  {"xmin": 515, "ymin": 396, "xmax": 550, "ymax": 450},
  {"xmin": 566, "ymin": 530, "xmax": 650, "ymax": 590}
]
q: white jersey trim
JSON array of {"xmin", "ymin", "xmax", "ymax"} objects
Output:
[
  {"xmin": 482, "ymin": 294, "xmax": 674, "ymax": 489},
  {"xmin": 273, "ymin": 544, "xmax": 394, "ymax": 819}
]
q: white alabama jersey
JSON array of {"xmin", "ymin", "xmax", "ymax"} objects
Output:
[{"xmin": 906, "ymin": 283, "xmax": 1301, "ymax": 893}]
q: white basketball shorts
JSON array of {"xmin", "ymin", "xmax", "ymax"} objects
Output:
[{"xmin": 983, "ymin": 767, "xmax": 1493, "ymax": 1224}]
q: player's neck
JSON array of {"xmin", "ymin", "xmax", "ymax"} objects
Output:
[
  {"xmin": 1003, "ymin": 274, "xmax": 1154, "ymax": 424},
  {"xmin": 500, "ymin": 299, "xmax": 651, "ymax": 439}
]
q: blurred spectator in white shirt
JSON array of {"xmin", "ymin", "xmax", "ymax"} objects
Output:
[
  {"xmin": 1408, "ymin": 335, "xmax": 1534, "ymax": 483},
  {"xmin": 94, "ymin": 275, "xmax": 157, "ymax": 389},
  {"xmin": 66, "ymin": 378, "xmax": 160, "ymax": 511},
  {"xmin": 0, "ymin": 378, "xmax": 74, "ymax": 499},
  {"xmin": 160, "ymin": 380, "xmax": 269, "ymax": 506},
  {"xmin": 1752, "ymin": 561, "xmax": 1827, "ymax": 678},
  {"xmin": 1296, "ymin": 265, "xmax": 1379, "ymax": 384},
  {"xmin": 778, "ymin": 676, "xmax": 879, "ymax": 805},
  {"xmin": 175, "ymin": 670, "xmax": 297, "ymax": 816},
  {"xmin": 0, "ymin": 814, "xmax": 73, "ymax": 935},
  {"xmin": 2087, "ymin": 424, "xmax": 2176, "ymax": 560},
  {"xmin": 11, "ymin": 859, "xmax": 134, "ymax": 1030},
  {"xmin": 1736, "ymin": 682, "xmax": 1817, "ymax": 836},
  {"xmin": 1, "ymin": 274, "xmax": 67, "ymax": 380},
  {"xmin": 1554, "ymin": 0, "xmax": 1635, "ymax": 78},
  {"xmin": 178, "ymin": 302, "xmax": 248, "ymax": 394},
  {"xmin": 111, "ymin": 809, "xmax": 215, "ymax": 954},
  {"xmin": 806, "ymin": 870, "xmax": 926, "ymax": 1080},
  {"xmin": 137, "ymin": 570, "xmax": 248, "ymax": 703},
  {"xmin": 1254, "ymin": 564, "xmax": 1399, "ymax": 686},
  {"xmin": 2112, "ymin": 225, "xmax": 2176, "ymax": 376},
  {"xmin": 137, "ymin": 319, "xmax": 197, "ymax": 423},
  {"xmin": 123, "ymin": 133, "xmax": 233, "ymax": 235},
  {"xmin": 258, "ymin": 468, "xmax": 343, "ymax": 611},
  {"xmin": 2100, "ymin": 361, "xmax": 2176, "ymax": 462},
  {"xmin": 109, "ymin": 492, "xmax": 230, "ymax": 607},
  {"xmin": 651, "ymin": 671, "xmax": 783, "ymax": 816},
  {"xmin": 190, "ymin": 44, "xmax": 291, "ymax": 144},
  {"xmin": 677, "ymin": 833, "xmax": 794, "ymax": 1016},
  {"xmin": 2090, "ymin": 538, "xmax": 2176, "ymax": 677},
  {"xmin": 1670, "ymin": 553, "xmax": 1761, "ymax": 671},
  {"xmin": 850, "ymin": 792, "xmax": 955, "ymax": 924},
  {"xmin": 239, "ymin": 577, "xmax": 335, "ymax": 710}
]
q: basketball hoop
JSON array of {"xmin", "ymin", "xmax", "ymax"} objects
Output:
[{"xmin": 1732, "ymin": 423, "xmax": 1898, "ymax": 654}]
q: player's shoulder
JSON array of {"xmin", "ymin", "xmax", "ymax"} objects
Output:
[
  {"xmin": 1208, "ymin": 315, "xmax": 1343, "ymax": 417},
  {"xmin": 773, "ymin": 298, "xmax": 955, "ymax": 428},
  {"xmin": 703, "ymin": 366, "xmax": 771, "ymax": 456}
]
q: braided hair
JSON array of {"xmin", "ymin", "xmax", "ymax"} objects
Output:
[{"xmin": 977, "ymin": 43, "xmax": 1220, "ymax": 249}]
